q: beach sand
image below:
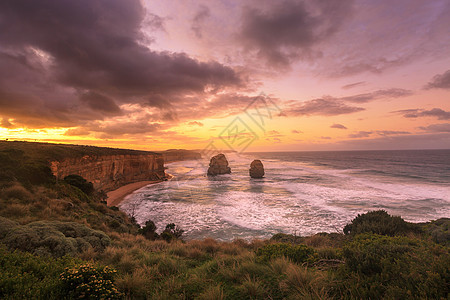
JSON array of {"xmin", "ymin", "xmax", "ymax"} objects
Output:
[
  {"xmin": 106, "ymin": 174, "xmax": 173, "ymax": 207},
  {"xmin": 107, "ymin": 180, "xmax": 160, "ymax": 207}
]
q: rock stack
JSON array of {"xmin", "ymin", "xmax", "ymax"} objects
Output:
[
  {"xmin": 207, "ymin": 154, "xmax": 231, "ymax": 176},
  {"xmin": 249, "ymin": 160, "xmax": 264, "ymax": 178}
]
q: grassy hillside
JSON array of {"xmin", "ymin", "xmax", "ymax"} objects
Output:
[{"xmin": 0, "ymin": 141, "xmax": 448, "ymax": 299}]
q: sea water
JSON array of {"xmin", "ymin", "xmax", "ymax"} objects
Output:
[{"xmin": 120, "ymin": 150, "xmax": 450, "ymax": 241}]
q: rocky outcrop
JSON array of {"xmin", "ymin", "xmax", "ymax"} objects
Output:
[
  {"xmin": 207, "ymin": 154, "xmax": 231, "ymax": 176},
  {"xmin": 51, "ymin": 154, "xmax": 165, "ymax": 192},
  {"xmin": 249, "ymin": 160, "xmax": 264, "ymax": 178},
  {"xmin": 161, "ymin": 149, "xmax": 202, "ymax": 163}
]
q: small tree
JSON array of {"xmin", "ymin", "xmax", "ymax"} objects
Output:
[
  {"xmin": 63, "ymin": 175, "xmax": 94, "ymax": 195},
  {"xmin": 138, "ymin": 220, "xmax": 159, "ymax": 240},
  {"xmin": 161, "ymin": 223, "xmax": 184, "ymax": 242}
]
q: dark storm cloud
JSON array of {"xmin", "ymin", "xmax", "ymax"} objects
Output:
[
  {"xmin": 330, "ymin": 124, "xmax": 347, "ymax": 129},
  {"xmin": 239, "ymin": 0, "xmax": 354, "ymax": 68},
  {"xmin": 79, "ymin": 92, "xmax": 122, "ymax": 114},
  {"xmin": 425, "ymin": 70, "xmax": 450, "ymax": 89},
  {"xmin": 283, "ymin": 99, "xmax": 364, "ymax": 116},
  {"xmin": 0, "ymin": 0, "xmax": 242, "ymax": 131},
  {"xmin": 394, "ymin": 108, "xmax": 450, "ymax": 120}
]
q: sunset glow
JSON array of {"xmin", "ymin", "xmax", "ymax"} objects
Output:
[{"xmin": 1, "ymin": 0, "xmax": 449, "ymax": 151}]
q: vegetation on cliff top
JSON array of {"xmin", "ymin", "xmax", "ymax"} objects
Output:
[{"xmin": 0, "ymin": 141, "xmax": 448, "ymax": 299}]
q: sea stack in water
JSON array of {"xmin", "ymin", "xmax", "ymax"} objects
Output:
[
  {"xmin": 249, "ymin": 160, "xmax": 264, "ymax": 178},
  {"xmin": 207, "ymin": 154, "xmax": 231, "ymax": 176}
]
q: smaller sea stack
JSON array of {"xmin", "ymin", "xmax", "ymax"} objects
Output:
[
  {"xmin": 207, "ymin": 154, "xmax": 231, "ymax": 176},
  {"xmin": 249, "ymin": 160, "xmax": 264, "ymax": 178}
]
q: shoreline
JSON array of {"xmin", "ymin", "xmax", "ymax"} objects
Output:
[{"xmin": 106, "ymin": 174, "xmax": 173, "ymax": 207}]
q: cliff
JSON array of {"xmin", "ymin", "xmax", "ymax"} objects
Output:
[
  {"xmin": 161, "ymin": 149, "xmax": 202, "ymax": 163},
  {"xmin": 51, "ymin": 154, "xmax": 165, "ymax": 192},
  {"xmin": 0, "ymin": 141, "xmax": 199, "ymax": 193}
]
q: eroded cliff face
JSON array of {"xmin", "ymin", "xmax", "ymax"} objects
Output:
[
  {"xmin": 162, "ymin": 150, "xmax": 201, "ymax": 163},
  {"xmin": 51, "ymin": 154, "xmax": 165, "ymax": 192}
]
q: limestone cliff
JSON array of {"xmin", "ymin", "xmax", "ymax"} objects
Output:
[
  {"xmin": 51, "ymin": 154, "xmax": 165, "ymax": 192},
  {"xmin": 161, "ymin": 149, "xmax": 202, "ymax": 163}
]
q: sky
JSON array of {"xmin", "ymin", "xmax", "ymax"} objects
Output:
[{"xmin": 0, "ymin": 0, "xmax": 449, "ymax": 152}]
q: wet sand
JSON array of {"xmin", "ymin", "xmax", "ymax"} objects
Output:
[{"xmin": 107, "ymin": 180, "xmax": 160, "ymax": 207}]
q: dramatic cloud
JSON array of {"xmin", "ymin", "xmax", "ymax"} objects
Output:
[
  {"xmin": 348, "ymin": 130, "xmax": 410, "ymax": 138},
  {"xmin": 283, "ymin": 88, "xmax": 412, "ymax": 118},
  {"xmin": 425, "ymin": 70, "xmax": 450, "ymax": 89},
  {"xmin": 239, "ymin": 0, "xmax": 354, "ymax": 68},
  {"xmin": 283, "ymin": 99, "xmax": 364, "ymax": 117},
  {"xmin": 0, "ymin": 0, "xmax": 242, "ymax": 132},
  {"xmin": 394, "ymin": 108, "xmax": 450, "ymax": 120}
]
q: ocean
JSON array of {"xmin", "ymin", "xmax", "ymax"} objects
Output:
[{"xmin": 120, "ymin": 150, "xmax": 450, "ymax": 241}]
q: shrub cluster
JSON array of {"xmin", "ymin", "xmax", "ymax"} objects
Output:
[
  {"xmin": 343, "ymin": 210, "xmax": 419, "ymax": 236},
  {"xmin": 256, "ymin": 243, "xmax": 317, "ymax": 264},
  {"xmin": 337, "ymin": 234, "xmax": 449, "ymax": 299},
  {"xmin": 138, "ymin": 220, "xmax": 184, "ymax": 242},
  {"xmin": 0, "ymin": 218, "xmax": 111, "ymax": 257},
  {"xmin": 63, "ymin": 175, "xmax": 95, "ymax": 195}
]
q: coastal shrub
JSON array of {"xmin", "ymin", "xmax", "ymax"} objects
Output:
[
  {"xmin": 60, "ymin": 264, "xmax": 122, "ymax": 299},
  {"xmin": 0, "ymin": 247, "xmax": 81, "ymax": 299},
  {"xmin": 64, "ymin": 174, "xmax": 94, "ymax": 195},
  {"xmin": 337, "ymin": 234, "xmax": 449, "ymax": 299},
  {"xmin": 343, "ymin": 210, "xmax": 419, "ymax": 236},
  {"xmin": 139, "ymin": 219, "xmax": 159, "ymax": 240},
  {"xmin": 256, "ymin": 243, "xmax": 317, "ymax": 264},
  {"xmin": 1, "ymin": 220, "xmax": 111, "ymax": 257},
  {"xmin": 421, "ymin": 218, "xmax": 450, "ymax": 246},
  {"xmin": 161, "ymin": 223, "xmax": 184, "ymax": 242}
]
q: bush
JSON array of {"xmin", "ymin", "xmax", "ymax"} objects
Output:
[
  {"xmin": 60, "ymin": 264, "xmax": 122, "ymax": 299},
  {"xmin": 343, "ymin": 210, "xmax": 419, "ymax": 236},
  {"xmin": 138, "ymin": 220, "xmax": 159, "ymax": 240},
  {"xmin": 256, "ymin": 243, "xmax": 317, "ymax": 264},
  {"xmin": 1, "ymin": 219, "xmax": 111, "ymax": 257},
  {"xmin": 0, "ymin": 247, "xmax": 81, "ymax": 299},
  {"xmin": 161, "ymin": 223, "xmax": 184, "ymax": 242},
  {"xmin": 337, "ymin": 234, "xmax": 449, "ymax": 299},
  {"xmin": 64, "ymin": 175, "xmax": 94, "ymax": 195}
]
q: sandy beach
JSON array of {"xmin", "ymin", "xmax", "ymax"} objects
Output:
[{"xmin": 107, "ymin": 180, "xmax": 160, "ymax": 207}]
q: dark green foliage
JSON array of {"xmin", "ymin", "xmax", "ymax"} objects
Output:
[
  {"xmin": 270, "ymin": 233, "xmax": 303, "ymax": 244},
  {"xmin": 161, "ymin": 223, "xmax": 184, "ymax": 242},
  {"xmin": 337, "ymin": 234, "xmax": 449, "ymax": 299},
  {"xmin": 256, "ymin": 243, "xmax": 317, "ymax": 264},
  {"xmin": 343, "ymin": 210, "xmax": 419, "ymax": 236},
  {"xmin": 0, "ymin": 247, "xmax": 82, "ymax": 299},
  {"xmin": 138, "ymin": 219, "xmax": 159, "ymax": 240},
  {"xmin": 0, "ymin": 218, "xmax": 111, "ymax": 257},
  {"xmin": 60, "ymin": 264, "xmax": 122, "ymax": 299},
  {"xmin": 64, "ymin": 174, "xmax": 94, "ymax": 195},
  {"xmin": 0, "ymin": 148, "xmax": 54, "ymax": 186},
  {"xmin": 421, "ymin": 218, "xmax": 450, "ymax": 246}
]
